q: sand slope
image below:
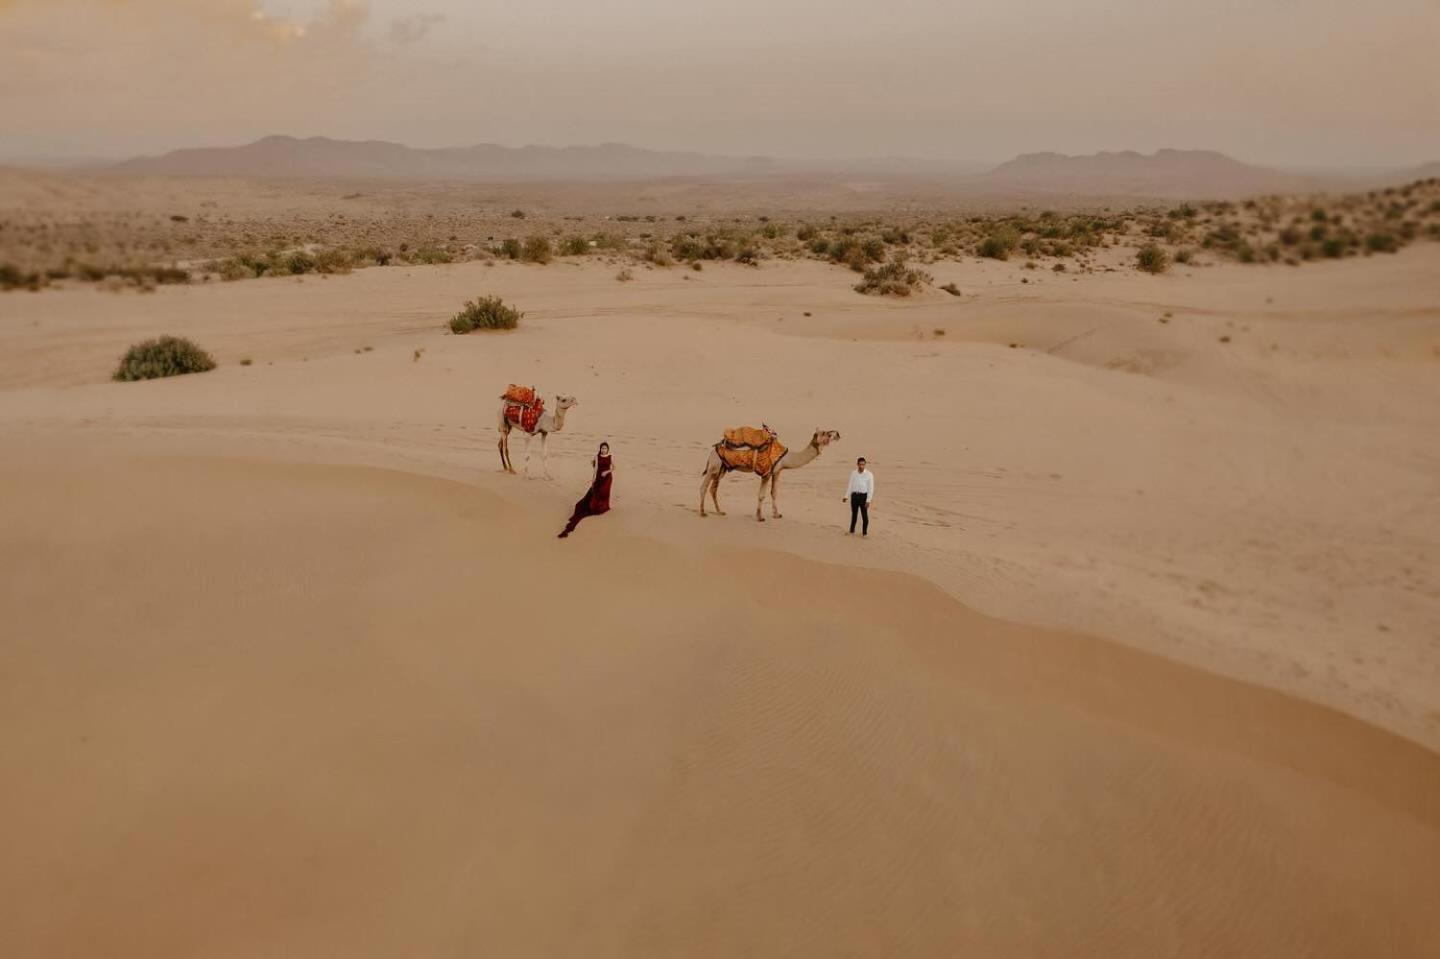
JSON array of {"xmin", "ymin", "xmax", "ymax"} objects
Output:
[
  {"xmin": 3, "ymin": 441, "xmax": 1438, "ymax": 957},
  {"xmin": 2, "ymin": 250, "xmax": 1436, "ymax": 748}
]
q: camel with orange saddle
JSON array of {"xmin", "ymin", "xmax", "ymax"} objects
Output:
[
  {"xmin": 700, "ymin": 425, "xmax": 841, "ymax": 521},
  {"xmin": 497, "ymin": 384, "xmax": 578, "ymax": 477}
]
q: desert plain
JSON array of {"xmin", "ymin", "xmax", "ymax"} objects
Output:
[{"xmin": 2, "ymin": 170, "xmax": 1439, "ymax": 957}]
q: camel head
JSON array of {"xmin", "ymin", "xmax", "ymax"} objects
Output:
[
  {"xmin": 811, "ymin": 429, "xmax": 841, "ymax": 449},
  {"xmin": 555, "ymin": 394, "xmax": 579, "ymax": 410}
]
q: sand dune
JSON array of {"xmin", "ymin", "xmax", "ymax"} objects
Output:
[
  {"xmin": 2, "ymin": 249, "xmax": 1437, "ymax": 745},
  {"xmin": 3, "ymin": 441, "xmax": 1438, "ymax": 957},
  {"xmin": 2, "ymin": 234, "xmax": 1439, "ymax": 954}
]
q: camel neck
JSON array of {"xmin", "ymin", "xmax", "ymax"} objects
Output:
[{"xmin": 783, "ymin": 442, "xmax": 821, "ymax": 469}]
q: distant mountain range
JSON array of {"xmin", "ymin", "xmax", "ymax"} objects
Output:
[
  {"xmin": 86, "ymin": 137, "xmax": 1439, "ymax": 197},
  {"xmin": 111, "ymin": 136, "xmax": 779, "ymax": 180},
  {"xmin": 1391, "ymin": 160, "xmax": 1440, "ymax": 184},
  {"xmin": 982, "ymin": 149, "xmax": 1320, "ymax": 197}
]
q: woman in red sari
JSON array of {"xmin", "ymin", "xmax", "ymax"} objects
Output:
[{"xmin": 558, "ymin": 442, "xmax": 613, "ymax": 538}]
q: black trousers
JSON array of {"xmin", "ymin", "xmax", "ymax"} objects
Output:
[{"xmin": 849, "ymin": 493, "xmax": 870, "ymax": 534}]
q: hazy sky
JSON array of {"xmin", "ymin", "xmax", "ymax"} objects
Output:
[{"xmin": 2, "ymin": 0, "xmax": 1437, "ymax": 166}]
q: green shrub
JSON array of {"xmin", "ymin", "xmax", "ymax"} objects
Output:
[
  {"xmin": 828, "ymin": 236, "xmax": 858, "ymax": 263},
  {"xmin": 1365, "ymin": 232, "xmax": 1399, "ymax": 253},
  {"xmin": 214, "ymin": 258, "xmax": 253, "ymax": 281},
  {"xmin": 151, "ymin": 267, "xmax": 190, "ymax": 285},
  {"xmin": 113, "ymin": 336, "xmax": 216, "ymax": 381},
  {"xmin": 853, "ymin": 257, "xmax": 932, "ymax": 296},
  {"xmin": 498, "ymin": 238, "xmax": 522, "ymax": 260},
  {"xmin": 314, "ymin": 248, "xmax": 354, "ymax": 274},
  {"xmin": 1174, "ymin": 248, "xmax": 1193, "ymax": 264},
  {"xmin": 353, "ymin": 246, "xmax": 392, "ymax": 266},
  {"xmin": 1136, "ymin": 244, "xmax": 1170, "ymax": 274},
  {"xmin": 976, "ymin": 227, "xmax": 1019, "ymax": 260},
  {"xmin": 671, "ymin": 234, "xmax": 705, "ymax": 261},
  {"xmin": 237, "ymin": 253, "xmax": 272, "ymax": 276},
  {"xmin": 450, "ymin": 296, "xmax": 523, "ymax": 334},
  {"xmin": 276, "ymin": 251, "xmax": 316, "ymax": 274},
  {"xmin": 0, "ymin": 263, "xmax": 42, "ymax": 290},
  {"xmin": 521, "ymin": 235, "xmax": 553, "ymax": 263},
  {"xmin": 409, "ymin": 247, "xmax": 453, "ymax": 265},
  {"xmin": 561, "ymin": 235, "xmax": 590, "ymax": 256}
]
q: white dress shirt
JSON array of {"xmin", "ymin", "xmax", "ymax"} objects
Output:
[{"xmin": 846, "ymin": 469, "xmax": 875, "ymax": 502}]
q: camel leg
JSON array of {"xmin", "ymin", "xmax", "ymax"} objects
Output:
[
  {"xmin": 522, "ymin": 434, "xmax": 533, "ymax": 477},
  {"xmin": 711, "ymin": 472, "xmax": 726, "ymax": 516},
  {"xmin": 771, "ymin": 471, "xmax": 782, "ymax": 519},
  {"xmin": 755, "ymin": 476, "xmax": 767, "ymax": 522},
  {"xmin": 540, "ymin": 432, "xmax": 551, "ymax": 479},
  {"xmin": 699, "ymin": 468, "xmax": 712, "ymax": 516},
  {"xmin": 499, "ymin": 431, "xmax": 513, "ymax": 473}
]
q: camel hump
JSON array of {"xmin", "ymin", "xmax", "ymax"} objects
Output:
[{"xmin": 722, "ymin": 425, "xmax": 776, "ymax": 449}]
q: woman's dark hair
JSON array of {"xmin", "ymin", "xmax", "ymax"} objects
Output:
[{"xmin": 599, "ymin": 442, "xmax": 610, "ymax": 452}]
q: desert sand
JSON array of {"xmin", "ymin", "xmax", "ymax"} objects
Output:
[{"xmin": 2, "ymin": 202, "xmax": 1439, "ymax": 954}]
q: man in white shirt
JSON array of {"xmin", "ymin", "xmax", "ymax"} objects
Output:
[{"xmin": 844, "ymin": 457, "xmax": 875, "ymax": 536}]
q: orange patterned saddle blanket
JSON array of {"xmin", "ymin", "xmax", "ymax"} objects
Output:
[
  {"xmin": 716, "ymin": 439, "xmax": 788, "ymax": 478},
  {"xmin": 501, "ymin": 384, "xmax": 541, "ymax": 407},
  {"xmin": 505, "ymin": 403, "xmax": 544, "ymax": 433},
  {"xmin": 722, "ymin": 425, "xmax": 776, "ymax": 449}
]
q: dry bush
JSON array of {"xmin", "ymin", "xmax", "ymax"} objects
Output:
[
  {"xmin": 1136, "ymin": 244, "xmax": 1170, "ymax": 274},
  {"xmin": 854, "ymin": 257, "xmax": 932, "ymax": 296},
  {"xmin": 522, "ymin": 235, "xmax": 553, "ymax": 263},
  {"xmin": 113, "ymin": 336, "xmax": 216, "ymax": 381}
]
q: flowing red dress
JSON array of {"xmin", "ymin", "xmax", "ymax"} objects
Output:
[{"xmin": 558, "ymin": 454, "xmax": 612, "ymax": 537}]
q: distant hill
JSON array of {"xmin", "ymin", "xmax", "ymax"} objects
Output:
[
  {"xmin": 111, "ymin": 136, "xmax": 779, "ymax": 180},
  {"xmin": 982, "ymin": 149, "xmax": 1317, "ymax": 198},
  {"xmin": 1389, "ymin": 160, "xmax": 1440, "ymax": 185}
]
